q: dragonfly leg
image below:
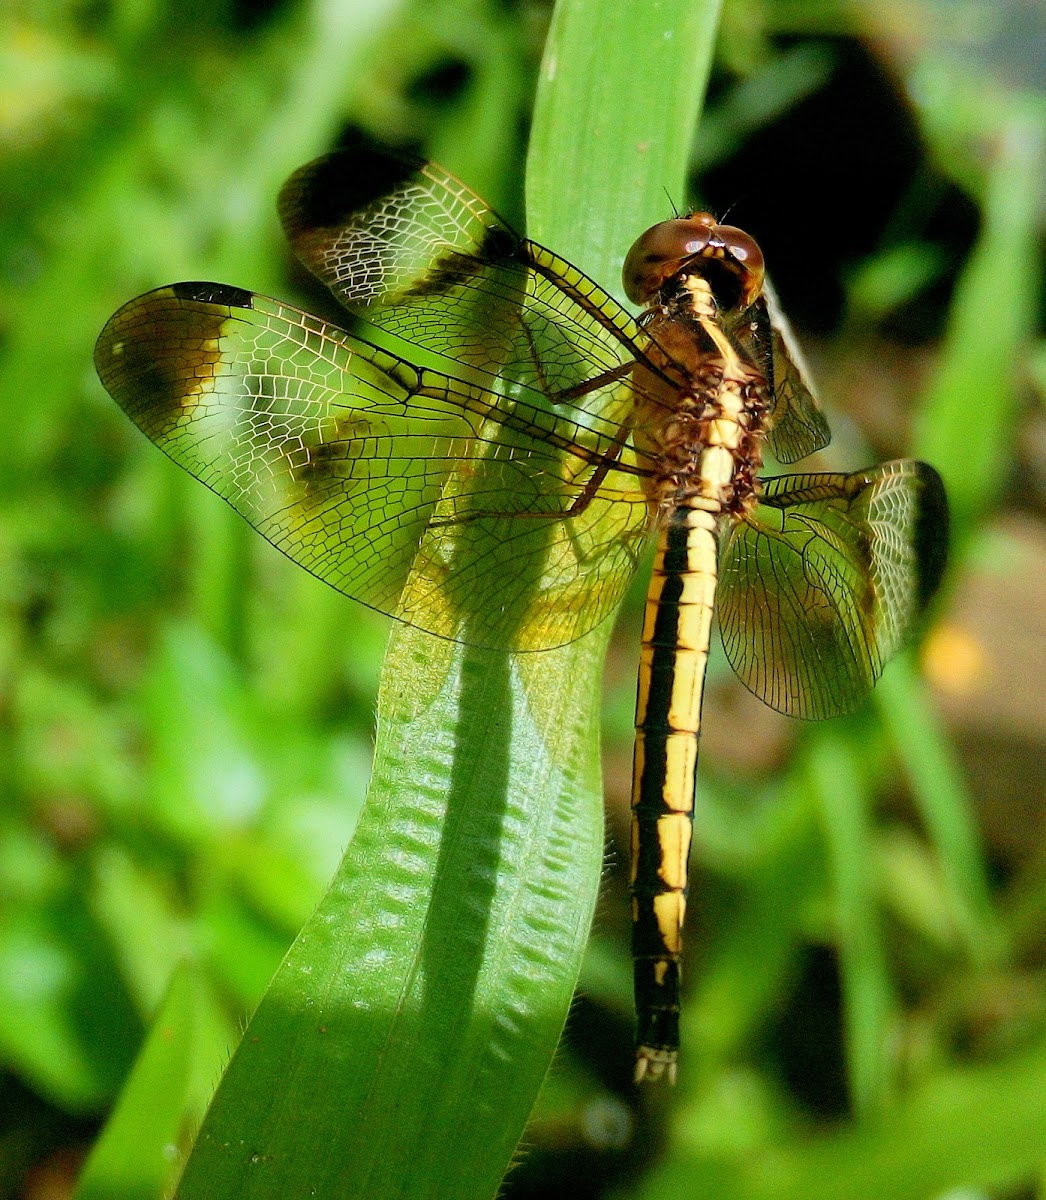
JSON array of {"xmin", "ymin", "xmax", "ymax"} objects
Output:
[
  {"xmin": 562, "ymin": 414, "xmax": 636, "ymax": 518},
  {"xmin": 517, "ymin": 311, "xmax": 635, "ymax": 404},
  {"xmin": 427, "ymin": 417, "xmax": 642, "ymax": 531}
]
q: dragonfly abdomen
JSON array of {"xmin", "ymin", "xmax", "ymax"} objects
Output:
[{"xmin": 631, "ymin": 504, "xmax": 717, "ymax": 1083}]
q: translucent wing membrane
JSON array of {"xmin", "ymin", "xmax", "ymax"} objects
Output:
[
  {"xmin": 97, "ymin": 151, "xmax": 943, "ymax": 690},
  {"xmin": 94, "ymin": 284, "xmax": 652, "ymax": 650},
  {"xmin": 717, "ymin": 462, "xmax": 948, "ymax": 719},
  {"xmin": 97, "ymin": 152, "xmax": 952, "ymax": 1091},
  {"xmin": 279, "ymin": 150, "xmax": 651, "ymax": 425},
  {"xmin": 737, "ymin": 281, "xmax": 831, "ymax": 464}
]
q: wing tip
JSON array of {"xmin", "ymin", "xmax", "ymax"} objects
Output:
[
  {"xmin": 169, "ymin": 281, "xmax": 255, "ymax": 309},
  {"xmin": 278, "ymin": 145, "xmax": 424, "ymax": 238},
  {"xmin": 94, "ymin": 284, "xmax": 239, "ymax": 429},
  {"xmin": 912, "ymin": 461, "xmax": 949, "ymax": 612}
]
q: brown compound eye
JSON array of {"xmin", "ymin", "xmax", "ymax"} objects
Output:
[
  {"xmin": 622, "ymin": 215, "xmax": 715, "ymax": 305},
  {"xmin": 622, "ymin": 213, "xmax": 765, "ymax": 309},
  {"xmin": 712, "ymin": 224, "xmax": 764, "ymax": 308}
]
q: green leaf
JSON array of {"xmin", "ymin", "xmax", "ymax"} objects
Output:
[
  {"xmin": 0, "ymin": 895, "xmax": 141, "ymax": 1110},
  {"xmin": 635, "ymin": 1030, "xmax": 1046, "ymax": 1200},
  {"xmin": 528, "ymin": 0, "xmax": 722, "ymax": 282},
  {"xmin": 74, "ymin": 964, "xmax": 200, "ymax": 1200},
  {"xmin": 913, "ymin": 114, "xmax": 1044, "ymax": 543},
  {"xmin": 875, "ymin": 659, "xmax": 1002, "ymax": 968},
  {"xmin": 808, "ymin": 726, "xmax": 894, "ymax": 1118},
  {"xmin": 173, "ymin": 2, "xmax": 721, "ymax": 1197}
]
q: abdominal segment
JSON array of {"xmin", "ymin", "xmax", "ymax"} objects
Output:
[{"xmin": 631, "ymin": 506, "xmax": 717, "ymax": 1083}]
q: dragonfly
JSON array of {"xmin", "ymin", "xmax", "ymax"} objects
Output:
[{"xmin": 95, "ymin": 148, "xmax": 948, "ymax": 1083}]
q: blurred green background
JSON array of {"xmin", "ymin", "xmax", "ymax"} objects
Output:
[{"xmin": 1, "ymin": 0, "xmax": 1044, "ymax": 1196}]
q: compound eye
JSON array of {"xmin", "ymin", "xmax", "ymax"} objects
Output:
[
  {"xmin": 622, "ymin": 216, "xmax": 716, "ymax": 305},
  {"xmin": 712, "ymin": 226, "xmax": 765, "ymax": 307},
  {"xmin": 622, "ymin": 213, "xmax": 766, "ymax": 310}
]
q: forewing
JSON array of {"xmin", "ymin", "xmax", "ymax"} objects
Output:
[
  {"xmin": 95, "ymin": 284, "xmax": 651, "ymax": 650},
  {"xmin": 278, "ymin": 149, "xmax": 650, "ymax": 418},
  {"xmin": 717, "ymin": 462, "xmax": 947, "ymax": 718},
  {"xmin": 739, "ymin": 280, "xmax": 831, "ymax": 464}
]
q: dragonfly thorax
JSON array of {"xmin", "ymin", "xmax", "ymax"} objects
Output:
[{"xmin": 635, "ymin": 346, "xmax": 769, "ymax": 519}]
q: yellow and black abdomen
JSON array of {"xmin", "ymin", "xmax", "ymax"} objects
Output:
[{"xmin": 631, "ymin": 504, "xmax": 718, "ymax": 1083}]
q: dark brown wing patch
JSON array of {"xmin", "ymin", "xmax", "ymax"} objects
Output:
[{"xmin": 94, "ymin": 283, "xmax": 248, "ymax": 436}]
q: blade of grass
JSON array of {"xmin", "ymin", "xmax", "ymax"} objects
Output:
[
  {"xmin": 685, "ymin": 780, "xmax": 826, "ymax": 1064},
  {"xmin": 635, "ymin": 1027, "xmax": 1046, "ymax": 1200},
  {"xmin": 528, "ymin": 0, "xmax": 722, "ymax": 280},
  {"xmin": 808, "ymin": 726, "xmax": 895, "ymax": 1118},
  {"xmin": 912, "ymin": 113, "xmax": 1044, "ymax": 544},
  {"xmin": 173, "ymin": 3, "xmax": 721, "ymax": 1197},
  {"xmin": 875, "ymin": 659, "xmax": 1002, "ymax": 968},
  {"xmin": 176, "ymin": 637, "xmax": 610, "ymax": 1199},
  {"xmin": 73, "ymin": 964, "xmax": 199, "ymax": 1200}
]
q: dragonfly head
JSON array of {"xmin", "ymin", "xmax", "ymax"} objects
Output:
[{"xmin": 623, "ymin": 213, "xmax": 765, "ymax": 312}]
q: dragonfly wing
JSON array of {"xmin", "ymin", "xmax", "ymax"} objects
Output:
[
  {"xmin": 278, "ymin": 149, "xmax": 650, "ymax": 421},
  {"xmin": 738, "ymin": 281, "xmax": 831, "ymax": 464},
  {"xmin": 717, "ymin": 462, "xmax": 948, "ymax": 718},
  {"xmin": 95, "ymin": 284, "xmax": 651, "ymax": 650}
]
